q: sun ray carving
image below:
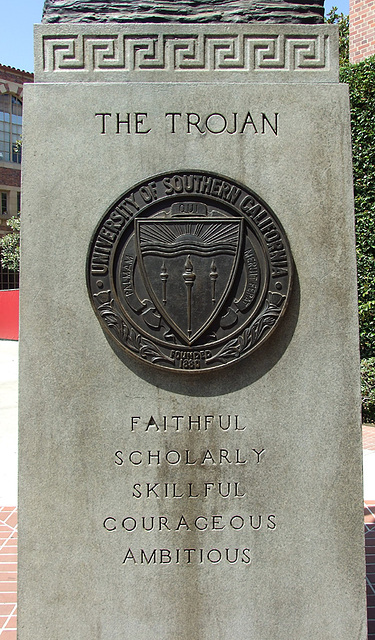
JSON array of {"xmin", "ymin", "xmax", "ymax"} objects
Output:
[{"xmin": 139, "ymin": 221, "xmax": 240, "ymax": 247}]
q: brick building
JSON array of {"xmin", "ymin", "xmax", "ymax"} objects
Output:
[
  {"xmin": 350, "ymin": 0, "xmax": 375, "ymax": 63},
  {"xmin": 0, "ymin": 64, "xmax": 33, "ymax": 238}
]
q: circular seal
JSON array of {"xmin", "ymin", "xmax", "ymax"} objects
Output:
[{"xmin": 87, "ymin": 171, "xmax": 293, "ymax": 372}]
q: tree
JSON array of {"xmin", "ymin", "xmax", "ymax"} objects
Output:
[
  {"xmin": 0, "ymin": 216, "xmax": 20, "ymax": 272},
  {"xmin": 0, "ymin": 136, "xmax": 22, "ymax": 273},
  {"xmin": 325, "ymin": 5, "xmax": 349, "ymax": 66}
]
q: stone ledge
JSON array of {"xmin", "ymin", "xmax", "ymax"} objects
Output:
[{"xmin": 34, "ymin": 23, "xmax": 338, "ymax": 83}]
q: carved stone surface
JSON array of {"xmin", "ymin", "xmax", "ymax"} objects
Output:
[
  {"xmin": 20, "ymin": 74, "xmax": 366, "ymax": 640},
  {"xmin": 34, "ymin": 24, "xmax": 338, "ymax": 84},
  {"xmin": 42, "ymin": 0, "xmax": 324, "ymax": 25}
]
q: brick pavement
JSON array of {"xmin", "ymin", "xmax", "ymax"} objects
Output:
[{"xmin": 0, "ymin": 507, "xmax": 17, "ymax": 639}]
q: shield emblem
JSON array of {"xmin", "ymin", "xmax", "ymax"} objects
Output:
[{"xmin": 135, "ymin": 216, "xmax": 243, "ymax": 344}]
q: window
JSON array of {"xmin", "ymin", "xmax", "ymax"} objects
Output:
[
  {"xmin": 0, "ymin": 94, "xmax": 22, "ymax": 164},
  {"xmin": 17, "ymin": 191, "xmax": 21, "ymax": 213},
  {"xmin": 1, "ymin": 192, "xmax": 7, "ymax": 215}
]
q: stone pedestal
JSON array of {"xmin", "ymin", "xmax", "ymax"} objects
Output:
[{"xmin": 18, "ymin": 22, "xmax": 367, "ymax": 640}]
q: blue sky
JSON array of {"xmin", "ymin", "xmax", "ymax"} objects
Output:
[{"xmin": 0, "ymin": 0, "xmax": 350, "ymax": 74}]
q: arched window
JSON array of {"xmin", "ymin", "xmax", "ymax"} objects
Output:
[{"xmin": 0, "ymin": 94, "xmax": 22, "ymax": 164}]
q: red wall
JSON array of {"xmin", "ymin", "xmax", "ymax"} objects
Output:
[{"xmin": 0, "ymin": 290, "xmax": 19, "ymax": 340}]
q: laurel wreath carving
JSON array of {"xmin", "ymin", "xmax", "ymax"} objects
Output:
[
  {"xmin": 97, "ymin": 293, "xmax": 285, "ymax": 366},
  {"xmin": 206, "ymin": 292, "xmax": 285, "ymax": 365},
  {"xmin": 98, "ymin": 300, "xmax": 174, "ymax": 364},
  {"xmin": 97, "ymin": 293, "xmax": 285, "ymax": 367}
]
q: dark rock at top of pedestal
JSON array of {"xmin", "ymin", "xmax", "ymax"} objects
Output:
[{"xmin": 42, "ymin": 0, "xmax": 324, "ymax": 25}]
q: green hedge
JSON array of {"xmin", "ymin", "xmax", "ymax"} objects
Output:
[
  {"xmin": 340, "ymin": 57, "xmax": 375, "ymax": 421},
  {"xmin": 341, "ymin": 57, "xmax": 375, "ymax": 360},
  {"xmin": 361, "ymin": 358, "xmax": 375, "ymax": 422}
]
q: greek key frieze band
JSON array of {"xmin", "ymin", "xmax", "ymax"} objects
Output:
[{"xmin": 41, "ymin": 32, "xmax": 329, "ymax": 74}]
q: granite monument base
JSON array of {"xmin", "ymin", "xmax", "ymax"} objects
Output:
[{"xmin": 19, "ymin": 23, "xmax": 367, "ymax": 640}]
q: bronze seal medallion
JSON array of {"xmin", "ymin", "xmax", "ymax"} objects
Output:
[{"xmin": 87, "ymin": 171, "xmax": 293, "ymax": 372}]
